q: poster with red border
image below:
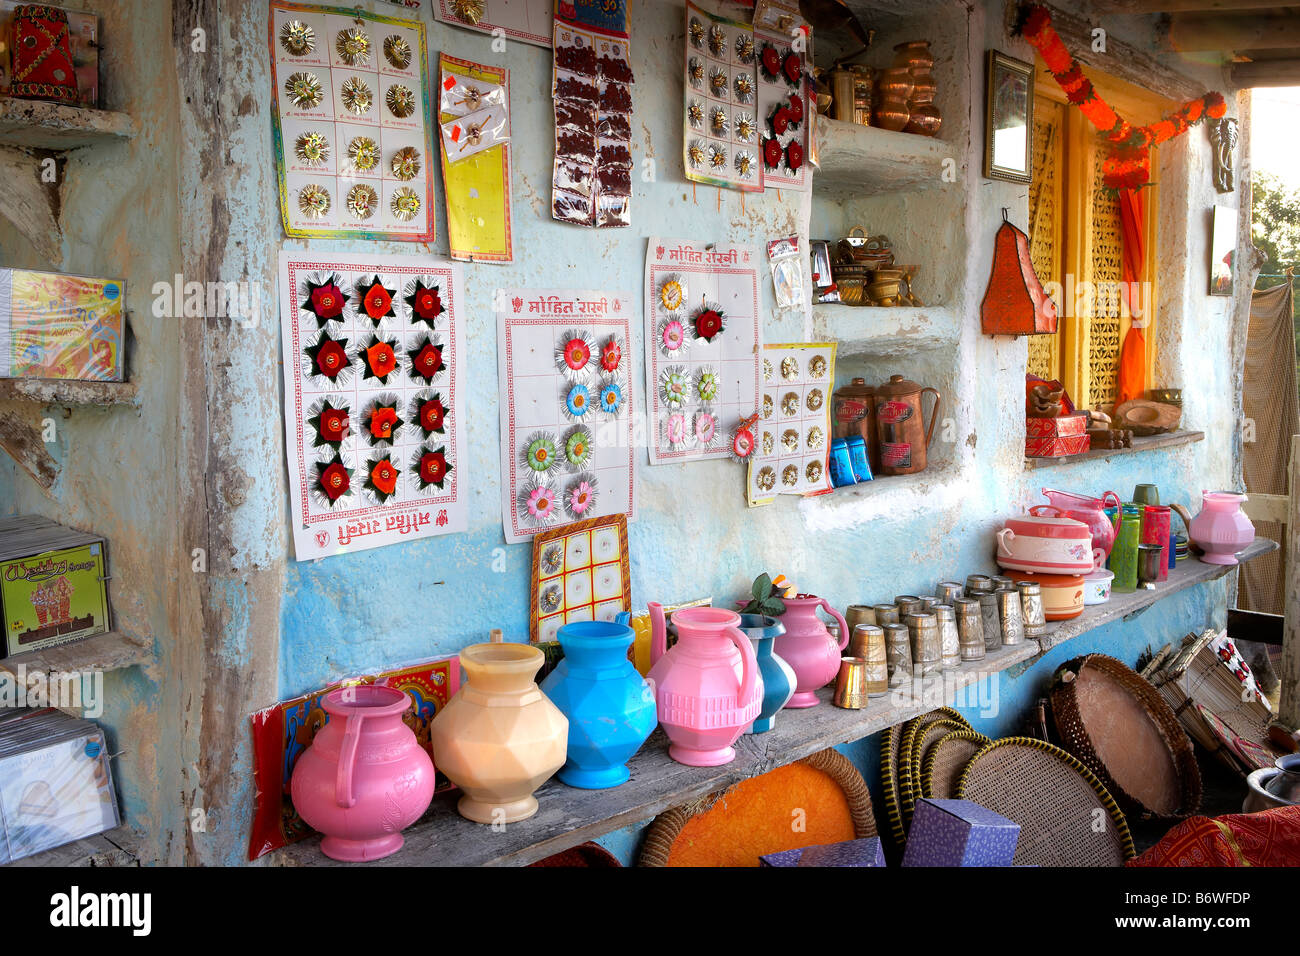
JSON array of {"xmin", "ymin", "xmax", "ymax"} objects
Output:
[{"xmin": 279, "ymin": 250, "xmax": 467, "ymax": 560}]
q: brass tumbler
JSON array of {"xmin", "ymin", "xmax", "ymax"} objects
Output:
[
  {"xmin": 953, "ymin": 596, "xmax": 985, "ymax": 661},
  {"xmin": 834, "ymin": 656, "xmax": 885, "ymax": 708},
  {"xmin": 907, "ymin": 611, "xmax": 941, "ymax": 676},
  {"xmin": 965, "ymin": 574, "xmax": 994, "ymax": 597},
  {"xmin": 846, "ymin": 605, "xmax": 877, "ymax": 633},
  {"xmin": 873, "ymin": 603, "xmax": 900, "ymax": 627},
  {"xmin": 883, "ymin": 622, "xmax": 913, "ymax": 687},
  {"xmin": 978, "ymin": 592, "xmax": 1001, "ymax": 650},
  {"xmin": 935, "ymin": 581, "xmax": 964, "ymax": 605},
  {"xmin": 1015, "ymin": 581, "xmax": 1047, "ymax": 639},
  {"xmin": 933, "ymin": 604, "xmax": 961, "ymax": 669},
  {"xmin": 995, "ymin": 587, "xmax": 1025, "ymax": 646}
]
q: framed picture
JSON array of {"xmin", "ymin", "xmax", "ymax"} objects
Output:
[
  {"xmin": 984, "ymin": 50, "xmax": 1034, "ymax": 184},
  {"xmin": 1209, "ymin": 205, "xmax": 1238, "ymax": 296}
]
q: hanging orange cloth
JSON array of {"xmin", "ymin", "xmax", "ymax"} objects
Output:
[{"xmin": 1115, "ymin": 187, "xmax": 1147, "ymax": 405}]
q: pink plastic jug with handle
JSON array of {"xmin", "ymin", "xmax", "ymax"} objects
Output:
[
  {"xmin": 773, "ymin": 594, "xmax": 850, "ymax": 707},
  {"xmin": 648, "ymin": 604, "xmax": 763, "ymax": 767},
  {"xmin": 290, "ymin": 684, "xmax": 435, "ymax": 862},
  {"xmin": 1041, "ymin": 488, "xmax": 1122, "ymax": 557}
]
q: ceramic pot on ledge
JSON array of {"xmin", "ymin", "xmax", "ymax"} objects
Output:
[{"xmin": 430, "ymin": 640, "xmax": 568, "ymax": 824}]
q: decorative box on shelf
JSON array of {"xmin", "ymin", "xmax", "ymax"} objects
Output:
[
  {"xmin": 759, "ymin": 836, "xmax": 887, "ymax": 867},
  {"xmin": 901, "ymin": 798, "xmax": 1020, "ymax": 867},
  {"xmin": 1026, "ymin": 413, "xmax": 1090, "ymax": 458}
]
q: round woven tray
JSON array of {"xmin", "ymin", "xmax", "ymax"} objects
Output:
[
  {"xmin": 921, "ymin": 729, "xmax": 990, "ymax": 799},
  {"xmin": 910, "ymin": 718, "xmax": 966, "ymax": 802},
  {"xmin": 956, "ymin": 736, "xmax": 1135, "ymax": 866},
  {"xmin": 900, "ymin": 707, "xmax": 970, "ymax": 827},
  {"xmin": 881, "ymin": 723, "xmax": 907, "ymax": 849},
  {"xmin": 1051, "ymin": 653, "xmax": 1201, "ymax": 820}
]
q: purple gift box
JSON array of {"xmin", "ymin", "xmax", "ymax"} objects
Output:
[
  {"xmin": 759, "ymin": 837, "xmax": 886, "ymax": 867},
  {"xmin": 901, "ymin": 798, "xmax": 1019, "ymax": 867}
]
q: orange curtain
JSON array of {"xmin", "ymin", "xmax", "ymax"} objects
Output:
[{"xmin": 1115, "ymin": 187, "xmax": 1147, "ymax": 406}]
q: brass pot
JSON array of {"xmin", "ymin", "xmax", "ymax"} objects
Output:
[
  {"xmin": 833, "ymin": 263, "xmax": 870, "ymax": 306},
  {"xmin": 892, "ymin": 40, "xmax": 934, "ymax": 73},
  {"xmin": 867, "ymin": 267, "xmax": 904, "ymax": 306}
]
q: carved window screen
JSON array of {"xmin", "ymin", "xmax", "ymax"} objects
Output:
[{"xmin": 1028, "ymin": 100, "xmax": 1065, "ymax": 383}]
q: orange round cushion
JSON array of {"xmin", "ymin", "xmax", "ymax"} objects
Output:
[{"xmin": 663, "ymin": 762, "xmax": 857, "ymax": 867}]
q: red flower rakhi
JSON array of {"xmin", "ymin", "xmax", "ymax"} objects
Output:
[
  {"xmin": 308, "ymin": 399, "xmax": 349, "ymax": 448},
  {"xmin": 366, "ymin": 457, "xmax": 399, "ymax": 501},
  {"xmin": 357, "ymin": 275, "xmax": 396, "ymax": 324},
  {"xmin": 405, "ymin": 278, "xmax": 444, "ymax": 328},
  {"xmin": 305, "ymin": 332, "xmax": 351, "ymax": 381},
  {"xmin": 786, "ymin": 91, "xmax": 804, "ymax": 125},
  {"xmin": 361, "ymin": 335, "xmax": 399, "ymax": 382},
  {"xmin": 760, "ymin": 44, "xmax": 781, "ymax": 80},
  {"xmin": 366, "ymin": 403, "xmax": 401, "ymax": 442},
  {"xmin": 762, "ymin": 136, "xmax": 783, "ymax": 170},
  {"xmin": 770, "ymin": 106, "xmax": 791, "ymax": 137},
  {"xmin": 600, "ymin": 336, "xmax": 622, "ymax": 373},
  {"xmin": 781, "ymin": 51, "xmax": 802, "ymax": 87},
  {"xmin": 416, "ymin": 394, "xmax": 446, "ymax": 436},
  {"xmin": 302, "ymin": 274, "xmax": 346, "ymax": 325},
  {"xmin": 316, "ymin": 456, "xmax": 351, "ymax": 504},
  {"xmin": 786, "ymin": 140, "xmax": 804, "ymax": 172},
  {"xmin": 694, "ymin": 304, "xmax": 726, "ymax": 343},
  {"xmin": 415, "ymin": 446, "xmax": 452, "ymax": 490},
  {"xmin": 408, "ymin": 337, "xmax": 445, "ymax": 385}
]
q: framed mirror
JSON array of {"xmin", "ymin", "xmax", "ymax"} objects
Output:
[{"xmin": 984, "ymin": 50, "xmax": 1034, "ymax": 184}]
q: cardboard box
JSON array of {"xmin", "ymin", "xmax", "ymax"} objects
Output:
[
  {"xmin": 901, "ymin": 798, "xmax": 1020, "ymax": 867},
  {"xmin": 1026, "ymin": 413, "xmax": 1090, "ymax": 458},
  {"xmin": 759, "ymin": 837, "xmax": 887, "ymax": 867},
  {"xmin": 0, "ymin": 2, "xmax": 99, "ymax": 108},
  {"xmin": 1, "ymin": 517, "xmax": 112, "ymax": 657}
]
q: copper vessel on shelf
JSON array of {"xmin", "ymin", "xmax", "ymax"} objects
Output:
[
  {"xmin": 894, "ymin": 41, "xmax": 941, "ymax": 137},
  {"xmin": 873, "ymin": 66, "xmax": 912, "ymax": 132},
  {"xmin": 874, "ymin": 374, "xmax": 941, "ymax": 476}
]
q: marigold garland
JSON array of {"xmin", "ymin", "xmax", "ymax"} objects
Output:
[{"xmin": 1020, "ymin": 3, "xmax": 1226, "ymax": 190}]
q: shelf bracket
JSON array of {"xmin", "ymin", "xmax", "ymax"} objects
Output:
[{"xmin": 0, "ymin": 409, "xmax": 58, "ymax": 494}]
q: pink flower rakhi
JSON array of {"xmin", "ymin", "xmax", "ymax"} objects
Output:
[
  {"xmin": 518, "ymin": 476, "xmax": 558, "ymax": 527},
  {"xmin": 565, "ymin": 473, "xmax": 599, "ymax": 519},
  {"xmin": 664, "ymin": 412, "xmax": 692, "ymax": 451}
]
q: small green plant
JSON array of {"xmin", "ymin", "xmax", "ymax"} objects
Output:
[{"xmin": 741, "ymin": 572, "xmax": 786, "ymax": 617}]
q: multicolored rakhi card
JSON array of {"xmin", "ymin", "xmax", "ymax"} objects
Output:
[
  {"xmin": 496, "ymin": 290, "xmax": 636, "ymax": 544},
  {"xmin": 530, "ymin": 513, "xmax": 630, "ymax": 643},
  {"xmin": 644, "ymin": 238, "xmax": 761, "ymax": 464},
  {"xmin": 279, "ymin": 251, "xmax": 467, "ymax": 559},
  {"xmin": 269, "ymin": 0, "xmax": 436, "ymax": 241},
  {"xmin": 747, "ymin": 341, "xmax": 836, "ymax": 504}
]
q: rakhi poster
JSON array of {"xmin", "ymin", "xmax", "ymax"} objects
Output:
[
  {"xmin": 754, "ymin": 21, "xmax": 811, "ymax": 191},
  {"xmin": 497, "ymin": 290, "xmax": 636, "ymax": 544},
  {"xmin": 644, "ymin": 238, "xmax": 762, "ymax": 465},
  {"xmin": 684, "ymin": 2, "xmax": 762, "ymax": 191},
  {"xmin": 246, "ymin": 656, "xmax": 459, "ymax": 861},
  {"xmin": 551, "ymin": 0, "xmax": 634, "ymax": 228},
  {"xmin": 437, "ymin": 53, "xmax": 513, "ymax": 262},
  {"xmin": 747, "ymin": 342, "xmax": 836, "ymax": 504},
  {"xmin": 433, "ymin": 0, "xmax": 553, "ymax": 48},
  {"xmin": 279, "ymin": 251, "xmax": 467, "ymax": 560},
  {"xmin": 269, "ymin": 1, "xmax": 436, "ymax": 241}
]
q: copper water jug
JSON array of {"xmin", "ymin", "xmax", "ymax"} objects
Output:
[
  {"xmin": 874, "ymin": 374, "xmax": 941, "ymax": 475},
  {"xmin": 831, "ymin": 377, "xmax": 880, "ymax": 472}
]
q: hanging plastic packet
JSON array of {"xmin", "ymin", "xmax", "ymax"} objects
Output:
[
  {"xmin": 766, "ymin": 236, "xmax": 805, "ymax": 311},
  {"xmin": 439, "ymin": 70, "xmax": 507, "ymax": 118},
  {"xmin": 441, "ymin": 104, "xmax": 509, "ymax": 162}
]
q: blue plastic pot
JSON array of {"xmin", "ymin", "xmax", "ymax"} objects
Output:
[
  {"xmin": 737, "ymin": 613, "xmax": 794, "ymax": 733},
  {"xmin": 540, "ymin": 620, "xmax": 657, "ymax": 789}
]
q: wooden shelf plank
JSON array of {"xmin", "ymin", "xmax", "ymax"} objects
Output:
[
  {"xmin": 274, "ymin": 641, "xmax": 1039, "ymax": 868},
  {"xmin": 8, "ymin": 827, "xmax": 140, "ymax": 867},
  {"xmin": 0, "ymin": 378, "xmax": 138, "ymax": 407},
  {"xmin": 813, "ymin": 115, "xmax": 957, "ymax": 199},
  {"xmin": 0, "ymin": 97, "xmax": 134, "ymax": 150},
  {"xmin": 811, "ymin": 304, "xmax": 957, "ymax": 357},
  {"xmin": 1030, "ymin": 537, "xmax": 1278, "ymax": 658},
  {"xmin": 0, "ymin": 630, "xmax": 152, "ymax": 678},
  {"xmin": 1026, "ymin": 430, "xmax": 1205, "ymax": 468}
]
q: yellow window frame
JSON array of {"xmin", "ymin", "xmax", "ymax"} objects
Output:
[{"xmin": 1031, "ymin": 60, "xmax": 1170, "ymax": 410}]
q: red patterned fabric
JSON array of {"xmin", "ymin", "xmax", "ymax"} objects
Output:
[{"xmin": 1129, "ymin": 805, "xmax": 1300, "ymax": 867}]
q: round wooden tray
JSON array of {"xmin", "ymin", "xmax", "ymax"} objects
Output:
[
  {"xmin": 956, "ymin": 736, "xmax": 1134, "ymax": 866},
  {"xmin": 1051, "ymin": 653, "xmax": 1201, "ymax": 819},
  {"xmin": 921, "ymin": 729, "xmax": 990, "ymax": 799}
]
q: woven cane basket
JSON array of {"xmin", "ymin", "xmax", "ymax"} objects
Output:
[
  {"xmin": 921, "ymin": 729, "xmax": 990, "ymax": 799},
  {"xmin": 881, "ymin": 723, "xmax": 907, "ymax": 848},
  {"xmin": 899, "ymin": 707, "xmax": 970, "ymax": 827},
  {"xmin": 1050, "ymin": 653, "xmax": 1201, "ymax": 820},
  {"xmin": 910, "ymin": 718, "xmax": 967, "ymax": 803},
  {"xmin": 956, "ymin": 736, "xmax": 1135, "ymax": 866}
]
